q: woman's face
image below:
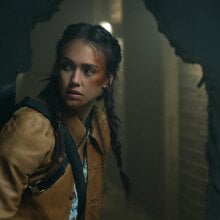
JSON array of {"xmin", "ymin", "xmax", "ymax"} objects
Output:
[{"xmin": 58, "ymin": 39, "xmax": 112, "ymax": 117}]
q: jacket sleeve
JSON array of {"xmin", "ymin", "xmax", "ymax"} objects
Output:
[{"xmin": 0, "ymin": 108, "xmax": 55, "ymax": 219}]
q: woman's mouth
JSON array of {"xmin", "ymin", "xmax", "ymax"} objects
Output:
[{"xmin": 66, "ymin": 90, "xmax": 82, "ymax": 99}]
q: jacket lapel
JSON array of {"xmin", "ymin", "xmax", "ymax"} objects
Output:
[{"xmin": 64, "ymin": 114, "xmax": 87, "ymax": 148}]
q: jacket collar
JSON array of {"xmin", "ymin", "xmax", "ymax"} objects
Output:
[
  {"xmin": 63, "ymin": 106, "xmax": 110, "ymax": 154},
  {"xmin": 63, "ymin": 112, "xmax": 87, "ymax": 148}
]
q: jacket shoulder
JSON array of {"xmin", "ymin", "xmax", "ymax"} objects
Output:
[
  {"xmin": 0, "ymin": 107, "xmax": 55, "ymax": 219},
  {"xmin": 14, "ymin": 106, "xmax": 51, "ymax": 125},
  {"xmin": 0, "ymin": 106, "xmax": 55, "ymax": 162}
]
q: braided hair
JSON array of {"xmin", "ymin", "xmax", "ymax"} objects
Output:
[{"xmin": 39, "ymin": 23, "xmax": 130, "ymax": 196}]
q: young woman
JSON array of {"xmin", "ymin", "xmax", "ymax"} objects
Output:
[{"xmin": 0, "ymin": 23, "xmax": 129, "ymax": 220}]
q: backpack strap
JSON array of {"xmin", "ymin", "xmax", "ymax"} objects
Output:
[
  {"xmin": 18, "ymin": 96, "xmax": 68, "ymax": 197},
  {"xmin": 19, "ymin": 96, "xmax": 86, "ymax": 216},
  {"xmin": 60, "ymin": 122, "xmax": 86, "ymax": 217},
  {"xmin": 15, "ymin": 96, "xmax": 53, "ymax": 121},
  {"xmin": 23, "ymin": 157, "xmax": 69, "ymax": 197}
]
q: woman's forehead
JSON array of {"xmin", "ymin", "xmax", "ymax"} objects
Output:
[{"xmin": 62, "ymin": 39, "xmax": 106, "ymax": 64}]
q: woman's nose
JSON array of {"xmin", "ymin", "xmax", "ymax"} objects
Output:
[{"xmin": 71, "ymin": 69, "xmax": 81, "ymax": 85}]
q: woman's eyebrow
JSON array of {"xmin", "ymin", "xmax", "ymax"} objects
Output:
[
  {"xmin": 63, "ymin": 57, "xmax": 97, "ymax": 67},
  {"xmin": 81, "ymin": 63, "xmax": 99, "ymax": 69},
  {"xmin": 62, "ymin": 56, "xmax": 74, "ymax": 64}
]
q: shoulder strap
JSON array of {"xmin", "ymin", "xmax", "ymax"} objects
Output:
[
  {"xmin": 15, "ymin": 96, "xmax": 53, "ymax": 120},
  {"xmin": 23, "ymin": 157, "xmax": 69, "ymax": 197},
  {"xmin": 18, "ymin": 96, "xmax": 67, "ymax": 196},
  {"xmin": 19, "ymin": 96, "xmax": 86, "ymax": 216},
  {"xmin": 60, "ymin": 123, "xmax": 86, "ymax": 217}
]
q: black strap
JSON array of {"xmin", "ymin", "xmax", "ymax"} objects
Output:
[
  {"xmin": 23, "ymin": 157, "xmax": 69, "ymax": 197},
  {"xmin": 18, "ymin": 96, "xmax": 65, "ymax": 197},
  {"xmin": 15, "ymin": 96, "xmax": 53, "ymax": 121},
  {"xmin": 60, "ymin": 122, "xmax": 86, "ymax": 217}
]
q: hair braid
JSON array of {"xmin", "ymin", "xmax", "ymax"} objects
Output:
[{"xmin": 104, "ymin": 86, "xmax": 130, "ymax": 197}]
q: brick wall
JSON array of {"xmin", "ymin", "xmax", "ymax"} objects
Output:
[{"xmin": 178, "ymin": 63, "xmax": 208, "ymax": 220}]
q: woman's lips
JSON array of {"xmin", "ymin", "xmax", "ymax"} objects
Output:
[
  {"xmin": 66, "ymin": 90, "xmax": 82, "ymax": 99},
  {"xmin": 66, "ymin": 90, "xmax": 82, "ymax": 95}
]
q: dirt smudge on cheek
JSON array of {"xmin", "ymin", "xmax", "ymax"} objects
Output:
[{"xmin": 89, "ymin": 73, "xmax": 106, "ymax": 87}]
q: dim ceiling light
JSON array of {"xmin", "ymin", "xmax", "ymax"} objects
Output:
[{"xmin": 99, "ymin": 21, "xmax": 113, "ymax": 34}]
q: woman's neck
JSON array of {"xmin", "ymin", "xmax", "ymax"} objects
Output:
[{"xmin": 62, "ymin": 105, "xmax": 93, "ymax": 123}]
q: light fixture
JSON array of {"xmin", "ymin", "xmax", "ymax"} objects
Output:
[{"xmin": 99, "ymin": 21, "xmax": 113, "ymax": 34}]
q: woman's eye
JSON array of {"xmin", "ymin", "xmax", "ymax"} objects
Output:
[
  {"xmin": 60, "ymin": 63, "xmax": 73, "ymax": 72},
  {"xmin": 84, "ymin": 67, "xmax": 96, "ymax": 76}
]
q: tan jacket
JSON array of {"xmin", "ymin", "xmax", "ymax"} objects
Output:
[{"xmin": 0, "ymin": 106, "xmax": 111, "ymax": 220}]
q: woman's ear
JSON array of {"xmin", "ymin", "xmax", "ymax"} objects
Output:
[{"xmin": 103, "ymin": 75, "xmax": 114, "ymax": 88}]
